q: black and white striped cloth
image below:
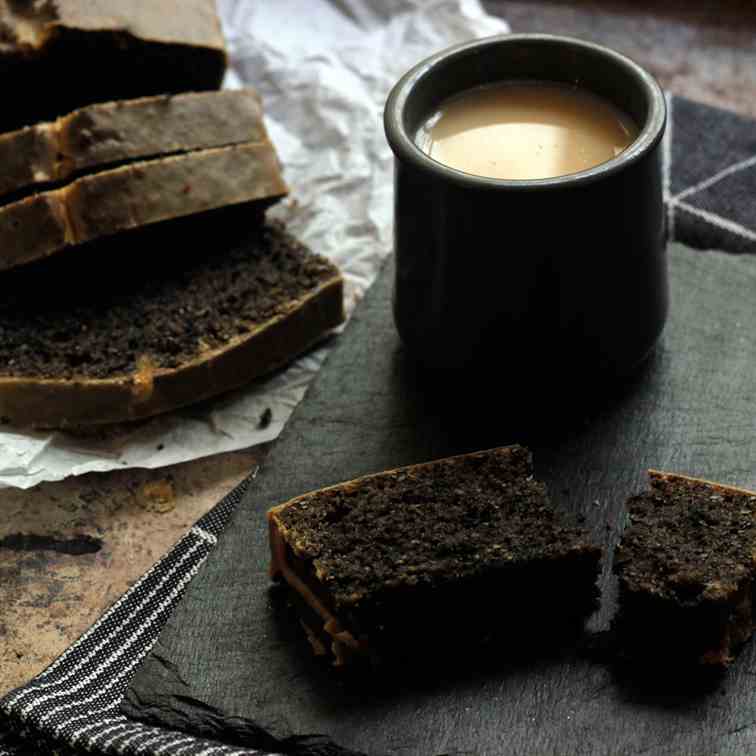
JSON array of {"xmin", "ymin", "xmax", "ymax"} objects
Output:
[
  {"xmin": 0, "ymin": 480, "xmax": 253, "ymax": 756},
  {"xmin": 1, "ymin": 93, "xmax": 756, "ymax": 756}
]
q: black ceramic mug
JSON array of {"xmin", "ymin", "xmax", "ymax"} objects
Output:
[{"xmin": 384, "ymin": 34, "xmax": 667, "ymax": 388}]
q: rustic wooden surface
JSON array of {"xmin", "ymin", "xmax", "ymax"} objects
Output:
[
  {"xmin": 0, "ymin": 450, "xmax": 260, "ymax": 693},
  {"xmin": 4, "ymin": 0, "xmax": 756, "ymax": 700}
]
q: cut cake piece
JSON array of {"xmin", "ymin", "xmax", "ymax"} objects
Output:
[
  {"xmin": 0, "ymin": 0, "xmax": 226, "ymax": 131},
  {"xmin": 614, "ymin": 470, "xmax": 756, "ymax": 668},
  {"xmin": 0, "ymin": 216, "xmax": 343, "ymax": 427},
  {"xmin": 0, "ymin": 89, "xmax": 269, "ymax": 200},
  {"xmin": 0, "ymin": 142, "xmax": 287, "ymax": 271},
  {"xmin": 268, "ymin": 445, "xmax": 602, "ymax": 666}
]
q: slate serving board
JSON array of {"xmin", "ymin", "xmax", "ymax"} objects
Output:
[{"xmin": 124, "ymin": 242, "xmax": 756, "ymax": 755}]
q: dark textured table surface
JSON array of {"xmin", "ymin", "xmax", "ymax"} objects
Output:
[{"xmin": 4, "ymin": 0, "xmax": 756, "ymax": 706}]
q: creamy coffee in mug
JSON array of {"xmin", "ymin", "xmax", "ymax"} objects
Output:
[
  {"xmin": 386, "ymin": 34, "xmax": 667, "ymax": 378},
  {"xmin": 417, "ymin": 81, "xmax": 638, "ymax": 180}
]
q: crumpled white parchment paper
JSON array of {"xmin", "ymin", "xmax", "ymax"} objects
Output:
[{"xmin": 0, "ymin": 0, "xmax": 507, "ymax": 489}]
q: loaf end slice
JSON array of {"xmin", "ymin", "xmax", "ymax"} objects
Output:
[
  {"xmin": 0, "ymin": 218, "xmax": 343, "ymax": 427},
  {"xmin": 268, "ymin": 445, "xmax": 602, "ymax": 666},
  {"xmin": 614, "ymin": 471, "xmax": 756, "ymax": 668}
]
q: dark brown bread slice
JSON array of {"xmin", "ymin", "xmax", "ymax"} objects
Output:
[
  {"xmin": 0, "ymin": 90, "xmax": 268, "ymax": 200},
  {"xmin": 0, "ymin": 142, "xmax": 287, "ymax": 271},
  {"xmin": 0, "ymin": 0, "xmax": 226, "ymax": 131},
  {"xmin": 614, "ymin": 471, "xmax": 756, "ymax": 668},
  {"xmin": 268, "ymin": 445, "xmax": 602, "ymax": 666},
  {"xmin": 0, "ymin": 215, "xmax": 344, "ymax": 427}
]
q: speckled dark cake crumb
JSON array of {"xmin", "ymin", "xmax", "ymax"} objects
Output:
[
  {"xmin": 270, "ymin": 446, "xmax": 602, "ymax": 663},
  {"xmin": 0, "ymin": 206, "xmax": 338, "ymax": 380},
  {"xmin": 614, "ymin": 472, "xmax": 756, "ymax": 667}
]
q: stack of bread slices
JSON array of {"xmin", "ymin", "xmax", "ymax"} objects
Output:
[{"xmin": 0, "ymin": 0, "xmax": 345, "ymax": 428}]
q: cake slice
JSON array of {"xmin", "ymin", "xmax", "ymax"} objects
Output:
[
  {"xmin": 0, "ymin": 216, "xmax": 343, "ymax": 427},
  {"xmin": 0, "ymin": 0, "xmax": 226, "ymax": 131},
  {"xmin": 268, "ymin": 446, "xmax": 602, "ymax": 666},
  {"xmin": 614, "ymin": 471, "xmax": 756, "ymax": 668},
  {"xmin": 0, "ymin": 90, "xmax": 269, "ymax": 200},
  {"xmin": 0, "ymin": 142, "xmax": 287, "ymax": 271}
]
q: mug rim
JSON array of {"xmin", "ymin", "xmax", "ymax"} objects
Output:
[{"xmin": 384, "ymin": 33, "xmax": 667, "ymax": 191}]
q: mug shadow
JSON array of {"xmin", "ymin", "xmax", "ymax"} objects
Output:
[{"xmin": 385, "ymin": 339, "xmax": 662, "ymax": 456}]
